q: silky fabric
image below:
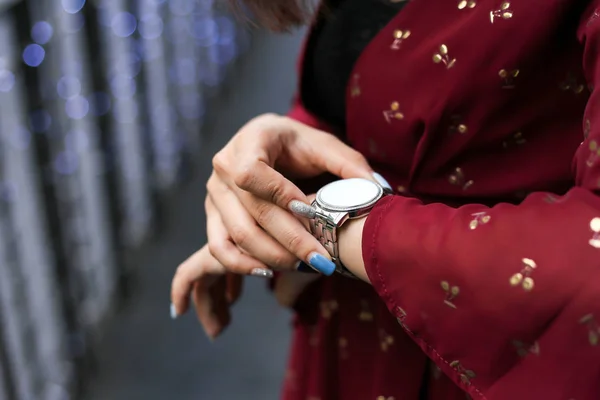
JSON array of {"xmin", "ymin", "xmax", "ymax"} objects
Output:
[{"xmin": 281, "ymin": 0, "xmax": 600, "ymax": 399}]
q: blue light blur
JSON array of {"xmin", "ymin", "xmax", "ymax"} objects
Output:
[
  {"xmin": 139, "ymin": 14, "xmax": 163, "ymax": 40},
  {"xmin": 57, "ymin": 76, "xmax": 82, "ymax": 99},
  {"xmin": 22, "ymin": 44, "xmax": 45, "ymax": 67},
  {"xmin": 111, "ymin": 12, "xmax": 137, "ymax": 38},
  {"xmin": 0, "ymin": 69, "xmax": 15, "ymax": 92},
  {"xmin": 61, "ymin": 0, "xmax": 86, "ymax": 14},
  {"xmin": 31, "ymin": 21, "xmax": 54, "ymax": 45},
  {"xmin": 65, "ymin": 95, "xmax": 90, "ymax": 119}
]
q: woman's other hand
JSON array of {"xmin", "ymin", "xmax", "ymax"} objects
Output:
[
  {"xmin": 209, "ymin": 113, "xmax": 388, "ymax": 275},
  {"xmin": 170, "ymin": 244, "xmax": 243, "ymax": 340}
]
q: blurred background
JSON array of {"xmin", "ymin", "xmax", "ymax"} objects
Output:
[{"xmin": 0, "ymin": 0, "xmax": 305, "ymax": 399}]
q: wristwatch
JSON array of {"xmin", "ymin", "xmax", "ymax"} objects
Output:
[{"xmin": 309, "ymin": 178, "xmax": 391, "ymax": 277}]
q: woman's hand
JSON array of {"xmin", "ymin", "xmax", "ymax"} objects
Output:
[
  {"xmin": 170, "ymin": 245, "xmax": 320, "ymax": 338},
  {"xmin": 171, "ymin": 244, "xmax": 242, "ymax": 339},
  {"xmin": 209, "ymin": 113, "xmax": 386, "ymax": 275}
]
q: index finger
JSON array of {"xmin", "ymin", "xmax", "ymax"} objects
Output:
[{"xmin": 224, "ymin": 159, "xmax": 312, "ymax": 215}]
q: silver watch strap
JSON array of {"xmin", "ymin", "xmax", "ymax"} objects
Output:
[{"xmin": 309, "ymin": 213, "xmax": 356, "ymax": 278}]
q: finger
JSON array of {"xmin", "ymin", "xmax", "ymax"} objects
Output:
[
  {"xmin": 205, "ymin": 196, "xmax": 276, "ymax": 276},
  {"xmin": 229, "ymin": 158, "xmax": 310, "ymax": 210},
  {"xmin": 225, "ymin": 273, "xmax": 244, "ymax": 304},
  {"xmin": 171, "ymin": 244, "xmax": 224, "ymax": 318},
  {"xmin": 193, "ymin": 278, "xmax": 231, "ymax": 339},
  {"xmin": 207, "ymin": 178, "xmax": 299, "ymax": 270},
  {"xmin": 285, "ymin": 119, "xmax": 376, "ymax": 181},
  {"xmin": 237, "ymin": 188, "xmax": 337, "ymax": 276}
]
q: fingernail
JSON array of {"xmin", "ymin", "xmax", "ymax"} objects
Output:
[
  {"xmin": 170, "ymin": 303, "xmax": 178, "ymax": 320},
  {"xmin": 288, "ymin": 200, "xmax": 317, "ymax": 219},
  {"xmin": 250, "ymin": 268, "xmax": 274, "ymax": 278},
  {"xmin": 308, "ymin": 253, "xmax": 336, "ymax": 276},
  {"xmin": 372, "ymin": 172, "xmax": 392, "ymax": 192},
  {"xmin": 295, "ymin": 261, "xmax": 318, "ymax": 273}
]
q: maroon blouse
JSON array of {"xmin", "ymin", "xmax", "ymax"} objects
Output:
[{"xmin": 281, "ymin": 0, "xmax": 600, "ymax": 399}]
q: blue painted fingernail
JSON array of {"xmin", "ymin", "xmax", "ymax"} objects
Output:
[
  {"xmin": 308, "ymin": 253, "xmax": 336, "ymax": 276},
  {"xmin": 170, "ymin": 303, "xmax": 178, "ymax": 320},
  {"xmin": 296, "ymin": 261, "xmax": 318, "ymax": 273},
  {"xmin": 372, "ymin": 172, "xmax": 392, "ymax": 192}
]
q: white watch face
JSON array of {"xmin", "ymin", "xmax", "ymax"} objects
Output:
[{"xmin": 317, "ymin": 178, "xmax": 383, "ymax": 212}]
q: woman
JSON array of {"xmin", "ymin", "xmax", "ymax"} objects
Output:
[{"xmin": 171, "ymin": 0, "xmax": 600, "ymax": 398}]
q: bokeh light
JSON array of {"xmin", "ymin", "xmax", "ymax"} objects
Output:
[
  {"xmin": 111, "ymin": 12, "xmax": 137, "ymax": 38},
  {"xmin": 22, "ymin": 44, "xmax": 45, "ymax": 67},
  {"xmin": 139, "ymin": 14, "xmax": 163, "ymax": 40},
  {"xmin": 0, "ymin": 69, "xmax": 15, "ymax": 92},
  {"xmin": 61, "ymin": 0, "xmax": 86, "ymax": 14},
  {"xmin": 65, "ymin": 95, "xmax": 90, "ymax": 119},
  {"xmin": 57, "ymin": 76, "xmax": 82, "ymax": 99},
  {"xmin": 31, "ymin": 21, "xmax": 54, "ymax": 45}
]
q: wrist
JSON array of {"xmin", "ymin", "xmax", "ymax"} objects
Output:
[{"xmin": 338, "ymin": 216, "xmax": 370, "ymax": 283}]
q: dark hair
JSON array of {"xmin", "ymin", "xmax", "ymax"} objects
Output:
[{"xmin": 228, "ymin": 0, "xmax": 319, "ymax": 32}]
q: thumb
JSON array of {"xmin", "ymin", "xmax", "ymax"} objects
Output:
[
  {"xmin": 312, "ymin": 133, "xmax": 374, "ymax": 180},
  {"xmin": 302, "ymin": 131, "xmax": 393, "ymax": 191}
]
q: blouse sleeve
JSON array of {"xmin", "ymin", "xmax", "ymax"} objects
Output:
[{"xmin": 362, "ymin": 6, "xmax": 600, "ymax": 400}]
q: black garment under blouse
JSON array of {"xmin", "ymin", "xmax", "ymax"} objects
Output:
[{"xmin": 302, "ymin": 0, "xmax": 407, "ymax": 130}]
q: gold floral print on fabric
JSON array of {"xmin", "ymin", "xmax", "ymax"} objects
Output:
[
  {"xmin": 509, "ymin": 258, "xmax": 537, "ymax": 291},
  {"xmin": 359, "ymin": 299, "xmax": 374, "ymax": 322},
  {"xmin": 589, "ymin": 218, "xmax": 600, "ymax": 248},
  {"xmin": 448, "ymin": 167, "xmax": 474, "ymax": 190},
  {"xmin": 391, "ymin": 29, "xmax": 410, "ymax": 50},
  {"xmin": 458, "ymin": 0, "xmax": 476, "ymax": 9},
  {"xmin": 433, "ymin": 45, "xmax": 456, "ymax": 69},
  {"xmin": 448, "ymin": 115, "xmax": 468, "ymax": 135},
  {"xmin": 579, "ymin": 314, "xmax": 600, "ymax": 346},
  {"xmin": 320, "ymin": 300, "xmax": 338, "ymax": 319},
  {"xmin": 586, "ymin": 140, "xmax": 600, "ymax": 166},
  {"xmin": 350, "ymin": 74, "xmax": 361, "ymax": 98},
  {"xmin": 449, "ymin": 360, "xmax": 476, "ymax": 385},
  {"xmin": 499, "ymin": 69, "xmax": 519, "ymax": 89},
  {"xmin": 441, "ymin": 281, "xmax": 460, "ymax": 309},
  {"xmin": 490, "ymin": 1, "xmax": 513, "ymax": 23},
  {"xmin": 376, "ymin": 397, "xmax": 396, "ymax": 400},
  {"xmin": 512, "ymin": 340, "xmax": 540, "ymax": 357},
  {"xmin": 383, "ymin": 101, "xmax": 405, "ymax": 123},
  {"xmin": 379, "ymin": 329, "xmax": 395, "ymax": 352},
  {"xmin": 502, "ymin": 131, "xmax": 526, "ymax": 148},
  {"xmin": 560, "ymin": 73, "xmax": 585, "ymax": 94},
  {"xmin": 470, "ymin": 212, "xmax": 491, "ymax": 230}
]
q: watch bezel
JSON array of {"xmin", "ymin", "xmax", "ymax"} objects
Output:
[{"xmin": 315, "ymin": 178, "xmax": 384, "ymax": 213}]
